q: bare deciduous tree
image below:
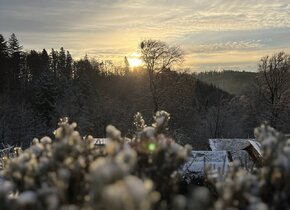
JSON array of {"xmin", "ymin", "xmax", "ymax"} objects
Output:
[
  {"xmin": 257, "ymin": 52, "xmax": 290, "ymax": 127},
  {"xmin": 140, "ymin": 39, "xmax": 184, "ymax": 112}
]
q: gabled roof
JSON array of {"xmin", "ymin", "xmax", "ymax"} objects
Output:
[
  {"xmin": 209, "ymin": 138, "xmax": 256, "ymax": 151},
  {"xmin": 209, "ymin": 138, "xmax": 262, "ymax": 168},
  {"xmin": 182, "ymin": 151, "xmax": 229, "ymax": 182}
]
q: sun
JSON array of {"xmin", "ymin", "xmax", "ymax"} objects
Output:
[
  {"xmin": 128, "ymin": 53, "xmax": 143, "ymax": 68},
  {"xmin": 129, "ymin": 57, "xmax": 142, "ymax": 68}
]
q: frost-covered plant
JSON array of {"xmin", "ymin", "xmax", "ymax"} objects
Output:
[
  {"xmin": 0, "ymin": 145, "xmax": 21, "ymax": 170},
  {"xmin": 176, "ymin": 187, "xmax": 214, "ymax": 210},
  {"xmin": 89, "ymin": 124, "xmax": 158, "ymax": 210},
  {"xmin": 209, "ymin": 124, "xmax": 290, "ymax": 210},
  {"xmin": 212, "ymin": 161, "xmax": 265, "ymax": 210},
  {"xmin": 254, "ymin": 124, "xmax": 290, "ymax": 210},
  {"xmin": 1, "ymin": 117, "xmax": 104, "ymax": 209},
  {"xmin": 0, "ymin": 112, "xmax": 191, "ymax": 210},
  {"xmin": 133, "ymin": 112, "xmax": 147, "ymax": 132},
  {"xmin": 131, "ymin": 111, "xmax": 192, "ymax": 203}
]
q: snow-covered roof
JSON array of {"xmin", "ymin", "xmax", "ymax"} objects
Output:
[
  {"xmin": 182, "ymin": 151, "xmax": 229, "ymax": 182},
  {"xmin": 93, "ymin": 138, "xmax": 108, "ymax": 146},
  {"xmin": 209, "ymin": 139, "xmax": 256, "ymax": 151},
  {"xmin": 93, "ymin": 138, "xmax": 132, "ymax": 147},
  {"xmin": 209, "ymin": 139, "xmax": 262, "ymax": 168},
  {"xmin": 248, "ymin": 140, "xmax": 262, "ymax": 157},
  {"xmin": 243, "ymin": 140, "xmax": 263, "ymax": 167}
]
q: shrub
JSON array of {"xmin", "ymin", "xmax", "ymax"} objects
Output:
[
  {"xmin": 1, "ymin": 112, "xmax": 290, "ymax": 210},
  {"xmin": 0, "ymin": 111, "xmax": 191, "ymax": 210}
]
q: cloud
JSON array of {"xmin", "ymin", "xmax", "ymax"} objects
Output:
[
  {"xmin": 190, "ymin": 40, "xmax": 263, "ymax": 54},
  {"xmin": 1, "ymin": 0, "xmax": 290, "ymax": 71}
]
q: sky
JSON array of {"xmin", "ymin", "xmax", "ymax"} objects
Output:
[{"xmin": 1, "ymin": 0, "xmax": 290, "ymax": 72}]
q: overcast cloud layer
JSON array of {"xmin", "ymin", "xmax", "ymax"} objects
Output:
[{"xmin": 1, "ymin": 0, "xmax": 290, "ymax": 71}]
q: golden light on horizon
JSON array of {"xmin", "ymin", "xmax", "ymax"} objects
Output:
[{"xmin": 128, "ymin": 53, "xmax": 143, "ymax": 68}]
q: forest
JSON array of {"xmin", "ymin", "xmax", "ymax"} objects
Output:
[
  {"xmin": 1, "ymin": 33, "xmax": 290, "ymax": 150},
  {"xmin": 197, "ymin": 71, "xmax": 256, "ymax": 95}
]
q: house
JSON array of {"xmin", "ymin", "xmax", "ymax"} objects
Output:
[
  {"xmin": 209, "ymin": 139, "xmax": 262, "ymax": 169},
  {"xmin": 182, "ymin": 151, "xmax": 230, "ymax": 184},
  {"xmin": 93, "ymin": 138, "xmax": 108, "ymax": 147},
  {"xmin": 93, "ymin": 138, "xmax": 131, "ymax": 147}
]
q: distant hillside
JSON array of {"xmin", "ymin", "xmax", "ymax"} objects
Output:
[{"xmin": 197, "ymin": 71, "xmax": 257, "ymax": 95}]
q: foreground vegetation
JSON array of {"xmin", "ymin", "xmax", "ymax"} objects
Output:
[{"xmin": 0, "ymin": 111, "xmax": 290, "ymax": 210}]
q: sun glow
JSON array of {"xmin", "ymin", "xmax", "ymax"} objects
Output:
[{"xmin": 128, "ymin": 53, "xmax": 143, "ymax": 68}]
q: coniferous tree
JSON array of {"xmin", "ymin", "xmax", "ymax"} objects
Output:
[
  {"xmin": 73, "ymin": 57, "xmax": 98, "ymax": 134},
  {"xmin": 32, "ymin": 71, "xmax": 58, "ymax": 126},
  {"xmin": 8, "ymin": 33, "xmax": 23, "ymax": 90},
  {"xmin": 74, "ymin": 56, "xmax": 95, "ymax": 79},
  {"xmin": 58, "ymin": 47, "xmax": 66, "ymax": 79},
  {"xmin": 50, "ymin": 48, "xmax": 58, "ymax": 79},
  {"xmin": 7, "ymin": 33, "xmax": 22, "ymax": 55},
  {"xmin": 124, "ymin": 56, "xmax": 130, "ymax": 75},
  {"xmin": 0, "ymin": 34, "xmax": 7, "ymax": 54},
  {"xmin": 0, "ymin": 34, "xmax": 8, "ymax": 92},
  {"xmin": 56, "ymin": 50, "xmax": 73, "ymax": 120},
  {"xmin": 41, "ymin": 49, "xmax": 50, "ymax": 72},
  {"xmin": 65, "ymin": 50, "xmax": 73, "ymax": 80},
  {"xmin": 75, "ymin": 75, "xmax": 94, "ymax": 134},
  {"xmin": 26, "ymin": 50, "xmax": 42, "ymax": 82}
]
